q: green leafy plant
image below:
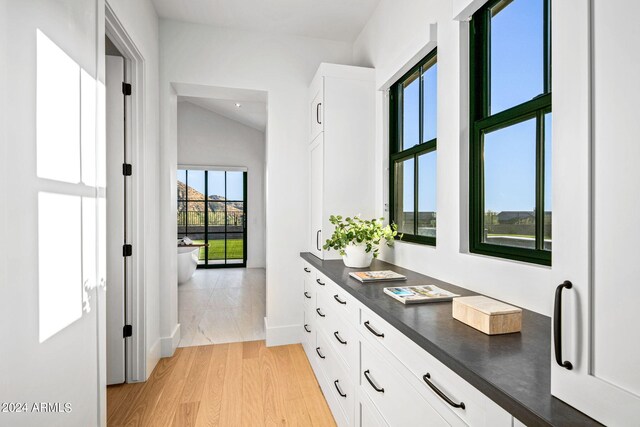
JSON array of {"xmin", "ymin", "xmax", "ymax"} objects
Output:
[{"xmin": 323, "ymin": 215, "xmax": 400, "ymax": 258}]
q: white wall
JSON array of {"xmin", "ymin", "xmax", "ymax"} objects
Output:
[
  {"xmin": 107, "ymin": 0, "xmax": 162, "ymax": 380},
  {"xmin": 177, "ymin": 101, "xmax": 266, "ymax": 268},
  {"xmin": 352, "ymin": 0, "xmax": 558, "ymax": 316},
  {"xmin": 159, "ymin": 20, "xmax": 354, "ymax": 346}
]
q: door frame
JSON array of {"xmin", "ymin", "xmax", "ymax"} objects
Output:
[
  {"xmin": 177, "ymin": 165, "xmax": 248, "ymax": 268},
  {"xmin": 105, "ymin": 2, "xmax": 146, "ymax": 383}
]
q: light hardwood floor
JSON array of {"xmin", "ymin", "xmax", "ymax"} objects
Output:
[{"xmin": 107, "ymin": 341, "xmax": 336, "ymax": 427}]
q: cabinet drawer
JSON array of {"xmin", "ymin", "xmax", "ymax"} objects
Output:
[
  {"xmin": 360, "ymin": 339, "xmax": 449, "ymax": 427},
  {"xmin": 359, "ymin": 306, "xmax": 511, "ymax": 427},
  {"xmin": 318, "ymin": 331, "xmax": 354, "ymax": 425},
  {"xmin": 320, "ymin": 278, "xmax": 358, "ymax": 324},
  {"xmin": 317, "ymin": 294, "xmax": 357, "ymax": 370},
  {"xmin": 358, "ymin": 390, "xmax": 388, "ymax": 427}
]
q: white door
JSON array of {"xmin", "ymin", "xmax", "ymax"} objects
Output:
[
  {"xmin": 106, "ymin": 55, "xmax": 126, "ymax": 385},
  {"xmin": 310, "ymin": 134, "xmax": 324, "ymax": 258},
  {"xmin": 551, "ymin": 1, "xmax": 640, "ymax": 424}
]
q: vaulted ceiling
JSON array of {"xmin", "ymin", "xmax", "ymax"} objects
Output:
[{"xmin": 151, "ymin": 0, "xmax": 381, "ymax": 42}]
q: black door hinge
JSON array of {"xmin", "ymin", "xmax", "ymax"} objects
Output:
[
  {"xmin": 123, "ymin": 244, "xmax": 132, "ymax": 257},
  {"xmin": 122, "ymin": 163, "xmax": 132, "ymax": 176},
  {"xmin": 123, "ymin": 324, "xmax": 132, "ymax": 338},
  {"xmin": 122, "ymin": 82, "xmax": 132, "ymax": 96}
]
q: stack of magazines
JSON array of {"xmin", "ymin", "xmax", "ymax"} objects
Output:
[
  {"xmin": 384, "ymin": 285, "xmax": 459, "ymax": 304},
  {"xmin": 349, "ymin": 270, "xmax": 407, "ymax": 282}
]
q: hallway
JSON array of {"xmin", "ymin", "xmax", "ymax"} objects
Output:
[
  {"xmin": 178, "ymin": 268, "xmax": 266, "ymax": 347},
  {"xmin": 106, "ymin": 341, "xmax": 335, "ymax": 426}
]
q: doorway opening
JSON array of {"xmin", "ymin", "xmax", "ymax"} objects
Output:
[{"xmin": 177, "ymin": 168, "xmax": 248, "ymax": 268}]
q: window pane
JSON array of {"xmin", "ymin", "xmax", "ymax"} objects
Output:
[
  {"xmin": 402, "ymin": 71, "xmax": 420, "ymax": 150},
  {"xmin": 544, "ymin": 112, "xmax": 552, "ymax": 250},
  {"xmin": 418, "ymin": 151, "xmax": 437, "ymax": 238},
  {"xmin": 226, "ymin": 202, "xmax": 244, "ymax": 233},
  {"xmin": 208, "ymin": 171, "xmax": 225, "ymax": 202},
  {"xmin": 207, "ymin": 234, "xmax": 225, "ymax": 264},
  {"xmin": 207, "ymin": 201, "xmax": 225, "ymax": 233},
  {"xmin": 490, "ymin": 0, "xmax": 544, "ymax": 114},
  {"xmin": 394, "ymin": 157, "xmax": 415, "ymax": 235},
  {"xmin": 483, "ymin": 118, "xmax": 536, "ymax": 248},
  {"xmin": 422, "ymin": 59, "xmax": 437, "ymax": 142},
  {"xmin": 185, "ymin": 170, "xmax": 205, "ymax": 200},
  {"xmin": 226, "ymin": 171, "xmax": 244, "ymax": 201},
  {"xmin": 177, "ymin": 170, "xmax": 187, "ymax": 200},
  {"xmin": 226, "ymin": 233, "xmax": 244, "ymax": 263},
  {"xmin": 186, "ymin": 201, "xmax": 206, "ymax": 237}
]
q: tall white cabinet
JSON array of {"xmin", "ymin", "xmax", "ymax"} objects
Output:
[
  {"xmin": 551, "ymin": 1, "xmax": 640, "ymax": 425},
  {"xmin": 308, "ymin": 64, "xmax": 376, "ymax": 259}
]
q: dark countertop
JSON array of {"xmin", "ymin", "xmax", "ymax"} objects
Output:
[{"xmin": 301, "ymin": 253, "xmax": 600, "ymax": 427}]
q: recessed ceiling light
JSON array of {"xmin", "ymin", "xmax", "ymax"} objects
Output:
[{"xmin": 235, "ymin": 102, "xmax": 242, "ymax": 108}]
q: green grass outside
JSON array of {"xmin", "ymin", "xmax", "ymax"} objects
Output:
[{"xmin": 193, "ymin": 239, "xmax": 244, "ymax": 261}]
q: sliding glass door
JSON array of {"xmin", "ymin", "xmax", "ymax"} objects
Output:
[{"xmin": 177, "ymin": 168, "xmax": 247, "ymax": 268}]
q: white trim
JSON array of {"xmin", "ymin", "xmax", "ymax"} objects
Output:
[
  {"xmin": 377, "ymin": 23, "xmax": 437, "ymax": 91},
  {"xmin": 178, "ymin": 164, "xmax": 248, "ymax": 172},
  {"xmin": 105, "ymin": 1, "xmax": 147, "ymax": 383},
  {"xmin": 264, "ymin": 317, "xmax": 301, "ymax": 347},
  {"xmin": 160, "ymin": 323, "xmax": 181, "ymax": 357},
  {"xmin": 453, "ymin": 0, "xmax": 489, "ymax": 21},
  {"xmin": 146, "ymin": 338, "xmax": 161, "ymax": 380}
]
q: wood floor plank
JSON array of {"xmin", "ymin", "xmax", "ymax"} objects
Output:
[
  {"xmin": 241, "ymin": 357, "xmax": 264, "ymax": 426},
  {"xmin": 145, "ymin": 346, "xmax": 198, "ymax": 427},
  {"xmin": 242, "ymin": 340, "xmax": 262, "ymax": 360},
  {"xmin": 288, "ymin": 344, "xmax": 336, "ymax": 427},
  {"xmin": 111, "ymin": 349, "xmax": 185, "ymax": 427},
  {"xmin": 194, "ymin": 344, "xmax": 229, "ymax": 427},
  {"xmin": 108, "ymin": 341, "xmax": 334, "ymax": 427},
  {"xmin": 172, "ymin": 402, "xmax": 200, "ymax": 427},
  {"xmin": 180, "ymin": 345, "xmax": 214, "ymax": 404},
  {"xmin": 259, "ymin": 345, "xmax": 288, "ymax": 426},
  {"xmin": 107, "ymin": 382, "xmax": 144, "ymax": 424},
  {"xmin": 218, "ymin": 342, "xmax": 244, "ymax": 425}
]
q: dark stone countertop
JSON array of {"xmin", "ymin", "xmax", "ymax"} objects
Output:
[{"xmin": 301, "ymin": 253, "xmax": 600, "ymax": 427}]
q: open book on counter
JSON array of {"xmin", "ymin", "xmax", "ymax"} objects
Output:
[{"xmin": 384, "ymin": 285, "xmax": 460, "ymax": 304}]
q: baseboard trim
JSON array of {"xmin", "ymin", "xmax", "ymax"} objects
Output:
[
  {"xmin": 160, "ymin": 323, "xmax": 181, "ymax": 358},
  {"xmin": 265, "ymin": 317, "xmax": 300, "ymax": 347},
  {"xmin": 146, "ymin": 338, "xmax": 161, "ymax": 380}
]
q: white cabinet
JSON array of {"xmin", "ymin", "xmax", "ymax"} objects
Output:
[
  {"xmin": 310, "ymin": 88, "xmax": 323, "ymax": 140},
  {"xmin": 551, "ymin": 2, "xmax": 640, "ymax": 424},
  {"xmin": 301, "ymin": 262, "xmax": 513, "ymax": 427},
  {"xmin": 307, "ymin": 64, "xmax": 376, "ymax": 259}
]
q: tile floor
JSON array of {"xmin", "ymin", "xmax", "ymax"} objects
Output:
[{"xmin": 178, "ymin": 268, "xmax": 266, "ymax": 347}]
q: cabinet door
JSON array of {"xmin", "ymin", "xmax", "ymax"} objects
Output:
[
  {"xmin": 310, "ymin": 134, "xmax": 324, "ymax": 258},
  {"xmin": 310, "ymin": 88, "xmax": 324, "ymax": 141},
  {"xmin": 551, "ymin": 1, "xmax": 640, "ymax": 424}
]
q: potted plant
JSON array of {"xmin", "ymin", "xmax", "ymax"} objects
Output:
[{"xmin": 323, "ymin": 215, "xmax": 399, "ymax": 268}]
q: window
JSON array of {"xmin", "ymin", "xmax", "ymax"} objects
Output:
[
  {"xmin": 470, "ymin": 0, "xmax": 551, "ymax": 265},
  {"xmin": 177, "ymin": 169, "xmax": 247, "ymax": 267},
  {"xmin": 389, "ymin": 49, "xmax": 438, "ymax": 245}
]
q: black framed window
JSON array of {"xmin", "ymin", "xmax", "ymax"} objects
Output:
[
  {"xmin": 470, "ymin": 0, "xmax": 551, "ymax": 265},
  {"xmin": 389, "ymin": 49, "xmax": 438, "ymax": 245},
  {"xmin": 177, "ymin": 169, "xmax": 247, "ymax": 268}
]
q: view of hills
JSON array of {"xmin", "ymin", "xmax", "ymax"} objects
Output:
[{"xmin": 177, "ymin": 181, "xmax": 243, "ymax": 213}]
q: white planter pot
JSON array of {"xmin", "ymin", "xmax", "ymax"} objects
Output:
[{"xmin": 342, "ymin": 243, "xmax": 374, "ymax": 268}]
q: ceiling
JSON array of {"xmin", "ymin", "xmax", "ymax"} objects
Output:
[
  {"xmin": 180, "ymin": 96, "xmax": 267, "ymax": 131},
  {"xmin": 151, "ymin": 0, "xmax": 381, "ymax": 42}
]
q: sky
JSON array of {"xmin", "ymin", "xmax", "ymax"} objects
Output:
[
  {"xmin": 402, "ymin": 0, "xmax": 550, "ymax": 214},
  {"xmin": 177, "ymin": 170, "xmax": 244, "ymax": 201}
]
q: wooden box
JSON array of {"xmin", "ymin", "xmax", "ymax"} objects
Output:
[{"xmin": 452, "ymin": 296, "xmax": 522, "ymax": 335}]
